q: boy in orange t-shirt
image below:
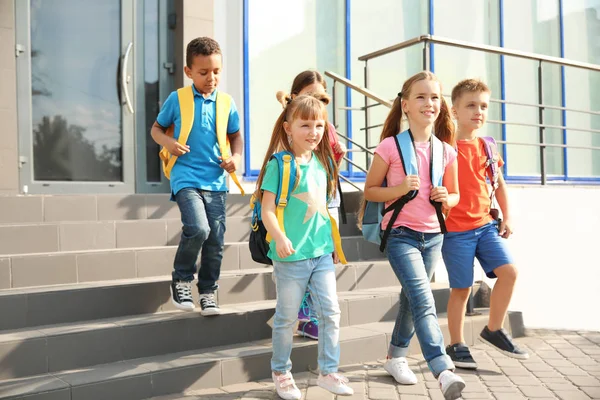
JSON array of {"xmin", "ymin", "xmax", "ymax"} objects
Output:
[{"xmin": 442, "ymin": 79, "xmax": 529, "ymax": 369}]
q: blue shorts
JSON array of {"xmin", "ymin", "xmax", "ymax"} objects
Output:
[{"xmin": 442, "ymin": 221, "xmax": 514, "ymax": 289}]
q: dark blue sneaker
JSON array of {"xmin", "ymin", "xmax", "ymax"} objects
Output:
[
  {"xmin": 446, "ymin": 343, "xmax": 477, "ymax": 369},
  {"xmin": 480, "ymin": 326, "xmax": 529, "ymax": 359}
]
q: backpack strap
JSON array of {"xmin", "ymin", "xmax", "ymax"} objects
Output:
[
  {"xmin": 216, "ymin": 92, "xmax": 245, "ymax": 195},
  {"xmin": 429, "ymin": 135, "xmax": 447, "ymax": 234},
  {"xmin": 378, "ymin": 131, "xmax": 418, "ymax": 252},
  {"xmin": 265, "ymin": 152, "xmax": 296, "ymax": 243},
  {"xmin": 160, "ymin": 86, "xmax": 195, "ymax": 179},
  {"xmin": 480, "ymin": 136, "xmax": 500, "ymax": 202}
]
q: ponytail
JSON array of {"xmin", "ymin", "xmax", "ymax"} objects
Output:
[{"xmin": 434, "ymin": 96, "xmax": 455, "ymax": 146}]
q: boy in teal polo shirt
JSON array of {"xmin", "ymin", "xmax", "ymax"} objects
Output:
[{"xmin": 150, "ymin": 37, "xmax": 243, "ymax": 316}]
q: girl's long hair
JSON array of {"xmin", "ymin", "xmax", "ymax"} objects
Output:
[
  {"xmin": 380, "ymin": 71, "xmax": 455, "ymax": 147},
  {"xmin": 255, "ymin": 93, "xmax": 338, "ymax": 202},
  {"xmin": 357, "ymin": 71, "xmax": 454, "ymax": 228}
]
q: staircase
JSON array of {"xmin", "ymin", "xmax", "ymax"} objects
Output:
[{"xmin": 0, "ymin": 192, "xmax": 516, "ymax": 400}]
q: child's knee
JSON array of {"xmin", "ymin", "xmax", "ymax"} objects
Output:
[
  {"xmin": 495, "ymin": 264, "xmax": 518, "ymax": 283},
  {"xmin": 183, "ymin": 223, "xmax": 210, "ymax": 241},
  {"xmin": 451, "ymin": 287, "xmax": 472, "ymax": 301}
]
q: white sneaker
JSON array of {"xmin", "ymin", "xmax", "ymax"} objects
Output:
[
  {"xmin": 383, "ymin": 357, "xmax": 418, "ymax": 385},
  {"xmin": 272, "ymin": 371, "xmax": 301, "ymax": 400},
  {"xmin": 438, "ymin": 370, "xmax": 465, "ymax": 400},
  {"xmin": 317, "ymin": 373, "xmax": 354, "ymax": 396}
]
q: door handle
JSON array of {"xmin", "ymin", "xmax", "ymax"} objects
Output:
[{"xmin": 121, "ymin": 42, "xmax": 134, "ymax": 114}]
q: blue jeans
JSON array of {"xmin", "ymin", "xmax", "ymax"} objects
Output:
[
  {"xmin": 173, "ymin": 188, "xmax": 226, "ymax": 293},
  {"xmin": 386, "ymin": 227, "xmax": 454, "ymax": 377},
  {"xmin": 271, "ymin": 254, "xmax": 340, "ymax": 374}
]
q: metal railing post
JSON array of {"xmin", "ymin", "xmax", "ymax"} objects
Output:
[
  {"xmin": 538, "ymin": 61, "xmax": 547, "ymax": 185},
  {"xmin": 423, "ymin": 40, "xmax": 431, "ymax": 71},
  {"xmin": 364, "ymin": 60, "xmax": 371, "ymax": 167},
  {"xmin": 332, "ymin": 82, "xmax": 337, "ymax": 128}
]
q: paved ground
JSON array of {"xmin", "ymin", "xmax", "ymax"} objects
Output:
[{"xmin": 155, "ymin": 330, "xmax": 600, "ymax": 399}]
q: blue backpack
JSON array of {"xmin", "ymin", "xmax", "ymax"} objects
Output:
[{"xmin": 361, "ymin": 130, "xmax": 447, "ymax": 252}]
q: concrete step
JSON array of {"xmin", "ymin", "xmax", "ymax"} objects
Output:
[
  {"xmin": 0, "ymin": 192, "xmax": 363, "ymax": 225},
  {"xmin": 0, "ymin": 284, "xmax": 456, "ymax": 380},
  {"xmin": 0, "ymin": 261, "xmax": 401, "ymax": 330},
  {"xmin": 0, "ymin": 313, "xmax": 502, "ymax": 400},
  {"xmin": 0, "ymin": 237, "xmax": 382, "ymax": 290},
  {"xmin": 0, "ymin": 215, "xmax": 362, "ymax": 256}
]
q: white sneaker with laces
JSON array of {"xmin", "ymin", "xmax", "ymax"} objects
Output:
[
  {"xmin": 198, "ymin": 292, "xmax": 221, "ymax": 316},
  {"xmin": 317, "ymin": 373, "xmax": 354, "ymax": 396},
  {"xmin": 438, "ymin": 370, "xmax": 466, "ymax": 400},
  {"xmin": 272, "ymin": 371, "xmax": 301, "ymax": 400},
  {"xmin": 383, "ymin": 357, "xmax": 418, "ymax": 385}
]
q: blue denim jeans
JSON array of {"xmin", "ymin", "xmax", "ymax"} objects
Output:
[
  {"xmin": 386, "ymin": 226, "xmax": 454, "ymax": 377},
  {"xmin": 173, "ymin": 188, "xmax": 226, "ymax": 293},
  {"xmin": 271, "ymin": 254, "xmax": 341, "ymax": 374}
]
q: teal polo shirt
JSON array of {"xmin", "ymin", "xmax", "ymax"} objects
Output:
[{"xmin": 156, "ymin": 86, "xmax": 240, "ymax": 195}]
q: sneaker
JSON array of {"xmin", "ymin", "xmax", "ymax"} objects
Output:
[
  {"xmin": 272, "ymin": 371, "xmax": 301, "ymax": 400},
  {"xmin": 297, "ymin": 292, "xmax": 312, "ymax": 322},
  {"xmin": 383, "ymin": 357, "xmax": 418, "ymax": 385},
  {"xmin": 480, "ymin": 326, "xmax": 529, "ymax": 359},
  {"xmin": 198, "ymin": 293, "xmax": 221, "ymax": 316},
  {"xmin": 297, "ymin": 320, "xmax": 318, "ymax": 340},
  {"xmin": 446, "ymin": 343, "xmax": 478, "ymax": 369},
  {"xmin": 317, "ymin": 373, "xmax": 354, "ymax": 396},
  {"xmin": 438, "ymin": 370, "xmax": 466, "ymax": 400},
  {"xmin": 170, "ymin": 281, "xmax": 195, "ymax": 311}
]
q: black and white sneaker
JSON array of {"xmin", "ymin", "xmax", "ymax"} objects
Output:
[
  {"xmin": 198, "ymin": 293, "xmax": 221, "ymax": 316},
  {"xmin": 480, "ymin": 326, "xmax": 529, "ymax": 359},
  {"xmin": 446, "ymin": 343, "xmax": 478, "ymax": 369},
  {"xmin": 170, "ymin": 281, "xmax": 195, "ymax": 311}
]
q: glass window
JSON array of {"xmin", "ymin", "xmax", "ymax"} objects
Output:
[
  {"xmin": 350, "ymin": 0, "xmax": 428, "ymax": 171},
  {"xmin": 503, "ymin": 0, "xmax": 564, "ymax": 177},
  {"xmin": 30, "ymin": 0, "xmax": 123, "ymax": 182},
  {"xmin": 247, "ymin": 0, "xmax": 345, "ymax": 171},
  {"xmin": 563, "ymin": 0, "xmax": 600, "ymax": 177},
  {"xmin": 433, "ymin": 0, "xmax": 502, "ymax": 147}
]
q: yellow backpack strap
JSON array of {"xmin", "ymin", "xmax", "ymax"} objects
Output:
[
  {"xmin": 216, "ymin": 92, "xmax": 245, "ymax": 195},
  {"xmin": 328, "ymin": 211, "xmax": 348, "ymax": 265},
  {"xmin": 265, "ymin": 153, "xmax": 292, "ymax": 243},
  {"xmin": 160, "ymin": 86, "xmax": 195, "ymax": 179}
]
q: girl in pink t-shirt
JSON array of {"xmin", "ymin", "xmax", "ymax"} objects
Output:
[{"xmin": 363, "ymin": 71, "xmax": 464, "ymax": 400}]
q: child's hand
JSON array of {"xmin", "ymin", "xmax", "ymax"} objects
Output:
[
  {"xmin": 275, "ymin": 236, "xmax": 295, "ymax": 259},
  {"xmin": 219, "ymin": 154, "xmax": 240, "ymax": 173},
  {"xmin": 332, "ymin": 251, "xmax": 340, "ymax": 264},
  {"xmin": 498, "ymin": 218, "xmax": 513, "ymax": 239},
  {"xmin": 333, "ymin": 142, "xmax": 347, "ymax": 157},
  {"xmin": 430, "ymin": 186, "xmax": 449, "ymax": 207},
  {"xmin": 399, "ymin": 175, "xmax": 420, "ymax": 196},
  {"xmin": 165, "ymin": 137, "xmax": 190, "ymax": 156}
]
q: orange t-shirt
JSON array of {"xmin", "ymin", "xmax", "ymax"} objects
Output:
[{"xmin": 445, "ymin": 138, "xmax": 504, "ymax": 232}]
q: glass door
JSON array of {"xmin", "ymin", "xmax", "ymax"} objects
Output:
[{"xmin": 16, "ymin": 0, "xmax": 136, "ymax": 193}]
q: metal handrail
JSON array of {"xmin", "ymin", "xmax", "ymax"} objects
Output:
[
  {"xmin": 358, "ymin": 34, "xmax": 600, "ymax": 73},
  {"xmin": 324, "ymin": 71, "xmax": 392, "ymax": 108}
]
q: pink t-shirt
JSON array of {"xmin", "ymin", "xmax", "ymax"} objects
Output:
[{"xmin": 374, "ymin": 136, "xmax": 457, "ymax": 233}]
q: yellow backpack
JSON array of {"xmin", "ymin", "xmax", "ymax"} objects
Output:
[{"xmin": 158, "ymin": 86, "xmax": 245, "ymax": 195}]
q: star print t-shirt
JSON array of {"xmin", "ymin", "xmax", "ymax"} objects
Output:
[{"xmin": 260, "ymin": 154, "xmax": 334, "ymax": 262}]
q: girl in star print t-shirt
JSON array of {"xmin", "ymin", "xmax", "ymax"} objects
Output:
[{"xmin": 254, "ymin": 93, "xmax": 354, "ymax": 398}]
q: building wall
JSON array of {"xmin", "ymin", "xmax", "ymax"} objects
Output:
[
  {"xmin": 0, "ymin": 0, "xmax": 18, "ymax": 194},
  {"xmin": 434, "ymin": 185, "xmax": 600, "ymax": 332}
]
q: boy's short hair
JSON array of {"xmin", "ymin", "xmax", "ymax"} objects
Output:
[
  {"xmin": 451, "ymin": 79, "xmax": 491, "ymax": 104},
  {"xmin": 186, "ymin": 37, "xmax": 222, "ymax": 68}
]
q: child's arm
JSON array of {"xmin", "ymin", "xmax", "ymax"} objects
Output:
[
  {"xmin": 364, "ymin": 154, "xmax": 419, "ymax": 202},
  {"xmin": 150, "ymin": 122, "xmax": 190, "ymax": 156},
  {"xmin": 219, "ymin": 131, "xmax": 244, "ymax": 173},
  {"xmin": 495, "ymin": 172, "xmax": 512, "ymax": 238},
  {"xmin": 431, "ymin": 158, "xmax": 460, "ymax": 209},
  {"xmin": 261, "ymin": 191, "xmax": 295, "ymax": 258}
]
